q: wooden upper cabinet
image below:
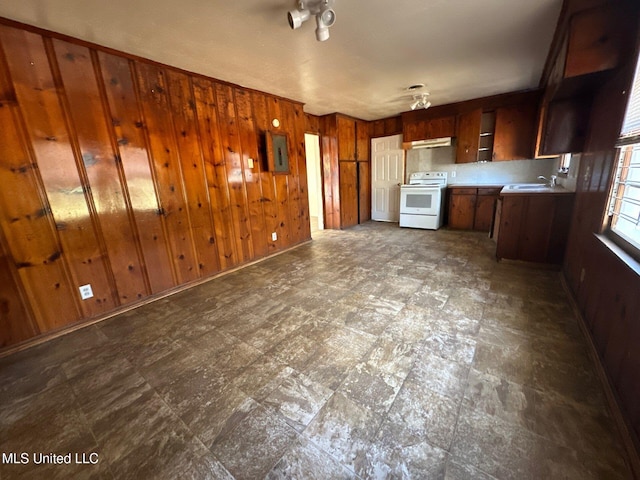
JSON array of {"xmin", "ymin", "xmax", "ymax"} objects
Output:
[
  {"xmin": 337, "ymin": 115, "xmax": 356, "ymax": 160},
  {"xmin": 356, "ymin": 119, "xmax": 370, "ymax": 161},
  {"xmin": 493, "ymin": 103, "xmax": 537, "ymax": 160},
  {"xmin": 403, "ymin": 115, "xmax": 456, "ymax": 142},
  {"xmin": 564, "ymin": 4, "xmax": 630, "ymax": 79},
  {"xmin": 456, "ymin": 109, "xmax": 482, "ymax": 164}
]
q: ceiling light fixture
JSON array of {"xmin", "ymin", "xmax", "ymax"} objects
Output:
[
  {"xmin": 288, "ymin": 0, "xmax": 337, "ymax": 42},
  {"xmin": 410, "ymin": 93, "xmax": 431, "ymax": 111}
]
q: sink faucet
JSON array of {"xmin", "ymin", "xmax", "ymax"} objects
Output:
[{"xmin": 537, "ymin": 175, "xmax": 557, "ymax": 187}]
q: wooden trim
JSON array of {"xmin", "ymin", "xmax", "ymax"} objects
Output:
[{"xmin": 560, "ymin": 273, "xmax": 640, "ymax": 479}]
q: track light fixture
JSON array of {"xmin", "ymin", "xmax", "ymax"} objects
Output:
[
  {"xmin": 287, "ymin": 0, "xmax": 336, "ymax": 42},
  {"xmin": 410, "ymin": 93, "xmax": 431, "ymax": 110}
]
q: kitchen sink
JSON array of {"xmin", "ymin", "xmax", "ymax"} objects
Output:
[{"xmin": 504, "ymin": 183, "xmax": 549, "ymax": 190}]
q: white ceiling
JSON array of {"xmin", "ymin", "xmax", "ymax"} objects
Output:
[{"xmin": 0, "ymin": 0, "xmax": 562, "ymax": 121}]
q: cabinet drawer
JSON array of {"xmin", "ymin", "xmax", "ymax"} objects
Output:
[
  {"xmin": 450, "ymin": 188, "xmax": 477, "ymax": 195},
  {"xmin": 478, "ymin": 188, "xmax": 502, "ymax": 196}
]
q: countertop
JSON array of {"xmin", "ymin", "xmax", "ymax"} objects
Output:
[
  {"xmin": 447, "ymin": 183, "xmax": 504, "ymax": 188},
  {"xmin": 499, "ymin": 184, "xmax": 575, "ymax": 195}
]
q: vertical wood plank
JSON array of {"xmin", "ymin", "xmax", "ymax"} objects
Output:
[
  {"xmin": 267, "ymin": 96, "xmax": 293, "ymax": 245},
  {"xmin": 339, "ymin": 161, "xmax": 358, "ymax": 228},
  {"xmin": 0, "ymin": 228, "xmax": 38, "ymax": 347},
  {"xmin": 234, "ymin": 87, "xmax": 268, "ymax": 258},
  {"xmin": 293, "ymin": 102, "xmax": 311, "ymax": 241},
  {"xmin": 250, "ymin": 90, "xmax": 280, "ymax": 253},
  {"xmin": 358, "ymin": 161, "xmax": 371, "ymax": 223},
  {"xmin": 337, "ymin": 116, "xmax": 356, "ymax": 160},
  {"xmin": 97, "ymin": 51, "xmax": 176, "ymax": 293},
  {"xmin": 53, "ymin": 39, "xmax": 148, "ymax": 305},
  {"xmin": 135, "ymin": 61, "xmax": 199, "ymax": 284},
  {"xmin": 214, "ymin": 83, "xmax": 254, "ymax": 263},
  {"xmin": 356, "ymin": 120, "xmax": 370, "ymax": 161},
  {"xmin": 191, "ymin": 77, "xmax": 238, "ymax": 270},
  {"xmin": 0, "ymin": 25, "xmax": 115, "ymax": 318},
  {"xmin": 0, "ymin": 101, "xmax": 79, "ymax": 334},
  {"xmin": 166, "ymin": 70, "xmax": 221, "ymax": 276},
  {"xmin": 281, "ymin": 100, "xmax": 305, "ymax": 244}
]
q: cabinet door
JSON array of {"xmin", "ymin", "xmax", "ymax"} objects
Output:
[
  {"xmin": 337, "ymin": 116, "xmax": 356, "ymax": 161},
  {"xmin": 403, "ymin": 115, "xmax": 456, "ymax": 142},
  {"xmin": 356, "ymin": 120, "xmax": 370, "ymax": 161},
  {"xmin": 456, "ymin": 109, "xmax": 482, "ymax": 164},
  {"xmin": 448, "ymin": 189, "xmax": 477, "ymax": 230},
  {"xmin": 493, "ymin": 104, "xmax": 537, "ymax": 160},
  {"xmin": 358, "ymin": 161, "xmax": 371, "ymax": 223},
  {"xmin": 565, "ymin": 4, "xmax": 628, "ymax": 78},
  {"xmin": 339, "ymin": 161, "xmax": 358, "ymax": 228},
  {"xmin": 474, "ymin": 190, "xmax": 500, "ymax": 232},
  {"xmin": 426, "ymin": 116, "xmax": 456, "ymax": 139}
]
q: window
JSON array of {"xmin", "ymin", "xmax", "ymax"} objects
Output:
[{"xmin": 606, "ymin": 52, "xmax": 640, "ymax": 255}]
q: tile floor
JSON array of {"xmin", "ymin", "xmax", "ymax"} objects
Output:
[{"xmin": 0, "ymin": 222, "xmax": 632, "ymax": 479}]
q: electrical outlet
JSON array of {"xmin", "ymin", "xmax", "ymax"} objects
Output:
[
  {"xmin": 79, "ymin": 284, "xmax": 93, "ymax": 300},
  {"xmin": 271, "ymin": 232, "xmax": 277, "ymax": 242},
  {"xmin": 451, "ymin": 171, "xmax": 456, "ymax": 178}
]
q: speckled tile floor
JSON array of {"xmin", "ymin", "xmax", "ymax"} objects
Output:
[{"xmin": 0, "ymin": 222, "xmax": 632, "ymax": 479}]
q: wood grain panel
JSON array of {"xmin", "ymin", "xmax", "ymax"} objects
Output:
[
  {"xmin": 493, "ymin": 103, "xmax": 536, "ymax": 160},
  {"xmin": 97, "ymin": 51, "xmax": 176, "ymax": 293},
  {"xmin": 337, "ymin": 116, "xmax": 356, "ymax": 161},
  {"xmin": 166, "ymin": 70, "xmax": 220, "ymax": 276},
  {"xmin": 474, "ymin": 194, "xmax": 497, "ymax": 232},
  {"xmin": 495, "ymin": 196, "xmax": 525, "ymax": 259},
  {"xmin": 0, "ymin": 36, "xmax": 14, "ymax": 102},
  {"xmin": 371, "ymin": 116, "xmax": 402, "ymax": 138},
  {"xmin": 305, "ymin": 113, "xmax": 321, "ymax": 134},
  {"xmin": 448, "ymin": 190, "xmax": 477, "ymax": 230},
  {"xmin": 321, "ymin": 115, "xmax": 340, "ymax": 229},
  {"xmin": 518, "ymin": 196, "xmax": 554, "ymax": 262},
  {"xmin": 292, "ymin": 102, "xmax": 311, "ymax": 241},
  {"xmin": 214, "ymin": 83, "xmax": 254, "ymax": 262},
  {"xmin": 339, "ymin": 161, "xmax": 358, "ymax": 228},
  {"xmin": 191, "ymin": 77, "xmax": 237, "ymax": 269},
  {"xmin": 135, "ymin": 62, "xmax": 199, "ymax": 284},
  {"xmin": 0, "ymin": 229, "xmax": 37, "ymax": 347},
  {"xmin": 281, "ymin": 100, "xmax": 305, "ymax": 244},
  {"xmin": 356, "ymin": 120, "xmax": 370, "ymax": 162},
  {"xmin": 53, "ymin": 39, "xmax": 148, "ymax": 305},
  {"xmin": 267, "ymin": 96, "xmax": 293, "ymax": 245},
  {"xmin": 456, "ymin": 109, "xmax": 482, "ymax": 164},
  {"xmin": 0, "ymin": 25, "xmax": 115, "ymax": 318},
  {"xmin": 234, "ymin": 87, "xmax": 268, "ymax": 258},
  {"xmin": 250, "ymin": 90, "xmax": 280, "ymax": 253},
  {"xmin": 0, "ymin": 102, "xmax": 79, "ymax": 334},
  {"xmin": 358, "ymin": 161, "xmax": 371, "ymax": 223}
]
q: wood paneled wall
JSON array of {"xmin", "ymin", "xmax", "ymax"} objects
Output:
[
  {"xmin": 561, "ymin": 1, "xmax": 640, "ymax": 464},
  {"xmin": 0, "ymin": 20, "xmax": 310, "ymax": 349}
]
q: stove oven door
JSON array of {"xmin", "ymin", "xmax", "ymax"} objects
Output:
[{"xmin": 400, "ymin": 186, "xmax": 441, "ymax": 216}]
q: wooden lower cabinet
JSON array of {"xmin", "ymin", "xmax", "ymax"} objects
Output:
[
  {"xmin": 448, "ymin": 187, "xmax": 501, "ymax": 232},
  {"xmin": 495, "ymin": 193, "xmax": 574, "ymax": 264},
  {"xmin": 449, "ymin": 188, "xmax": 477, "ymax": 230}
]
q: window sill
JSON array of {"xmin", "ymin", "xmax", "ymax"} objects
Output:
[{"xmin": 595, "ymin": 233, "xmax": 640, "ymax": 277}]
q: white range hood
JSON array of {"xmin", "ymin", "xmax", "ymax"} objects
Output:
[{"xmin": 403, "ymin": 137, "xmax": 453, "ymax": 149}]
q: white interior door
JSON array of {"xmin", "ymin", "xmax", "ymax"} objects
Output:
[{"xmin": 371, "ymin": 134, "xmax": 404, "ymax": 222}]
